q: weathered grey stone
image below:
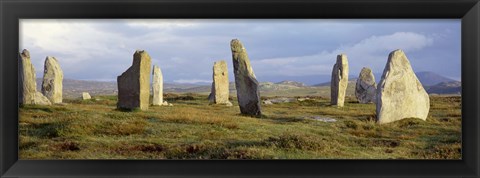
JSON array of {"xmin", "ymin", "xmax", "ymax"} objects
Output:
[
  {"xmin": 208, "ymin": 60, "xmax": 232, "ymax": 106},
  {"xmin": 19, "ymin": 49, "xmax": 37, "ymax": 105},
  {"xmin": 152, "ymin": 65, "xmax": 164, "ymax": 106},
  {"xmin": 331, "ymin": 54, "xmax": 349, "ymax": 107},
  {"xmin": 376, "ymin": 49, "xmax": 430, "ymax": 124},
  {"xmin": 41, "ymin": 56, "xmax": 63, "ymax": 104},
  {"xmin": 117, "ymin": 50, "xmax": 152, "ymax": 111},
  {"xmin": 231, "ymin": 39, "xmax": 261, "ymax": 116},
  {"xmin": 82, "ymin": 92, "xmax": 91, "ymax": 100},
  {"xmin": 355, "ymin": 67, "xmax": 377, "ymax": 103}
]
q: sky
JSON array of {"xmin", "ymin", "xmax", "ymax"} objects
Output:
[{"xmin": 19, "ymin": 19, "xmax": 461, "ymax": 85}]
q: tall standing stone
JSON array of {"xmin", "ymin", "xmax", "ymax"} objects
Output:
[
  {"xmin": 208, "ymin": 60, "xmax": 232, "ymax": 106},
  {"xmin": 331, "ymin": 54, "xmax": 349, "ymax": 107},
  {"xmin": 376, "ymin": 49, "xmax": 430, "ymax": 124},
  {"xmin": 117, "ymin": 50, "xmax": 152, "ymax": 111},
  {"xmin": 41, "ymin": 56, "xmax": 63, "ymax": 104},
  {"xmin": 19, "ymin": 49, "xmax": 51, "ymax": 105},
  {"xmin": 231, "ymin": 39, "xmax": 261, "ymax": 116},
  {"xmin": 355, "ymin": 67, "xmax": 377, "ymax": 103},
  {"xmin": 19, "ymin": 49, "xmax": 37, "ymax": 105},
  {"xmin": 152, "ymin": 65, "xmax": 164, "ymax": 106}
]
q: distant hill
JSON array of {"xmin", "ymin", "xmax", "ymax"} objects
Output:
[
  {"xmin": 315, "ymin": 71, "xmax": 456, "ymax": 87},
  {"xmin": 259, "ymin": 82, "xmax": 303, "ymax": 91},
  {"xmin": 312, "ymin": 78, "xmax": 357, "ymax": 87},
  {"xmin": 45, "ymin": 72, "xmax": 461, "ymax": 99},
  {"xmin": 274, "ymin": 80, "xmax": 307, "ymax": 87},
  {"xmin": 257, "ymin": 75, "xmax": 330, "ymax": 86},
  {"xmin": 415, "ymin": 71, "xmax": 456, "ymax": 86},
  {"xmin": 36, "ymin": 78, "xmax": 117, "ymax": 98},
  {"xmin": 427, "ymin": 81, "xmax": 461, "ymax": 95}
]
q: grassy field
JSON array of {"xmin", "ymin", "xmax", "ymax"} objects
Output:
[{"xmin": 19, "ymin": 93, "xmax": 461, "ymax": 159}]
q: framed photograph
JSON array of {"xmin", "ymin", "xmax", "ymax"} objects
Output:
[{"xmin": 1, "ymin": 0, "xmax": 479, "ymax": 177}]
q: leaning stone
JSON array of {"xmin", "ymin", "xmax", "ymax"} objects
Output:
[
  {"xmin": 82, "ymin": 92, "xmax": 91, "ymax": 100},
  {"xmin": 331, "ymin": 54, "xmax": 349, "ymax": 107},
  {"xmin": 18, "ymin": 49, "xmax": 37, "ymax": 105},
  {"xmin": 355, "ymin": 67, "xmax": 377, "ymax": 103},
  {"xmin": 117, "ymin": 50, "xmax": 152, "ymax": 111},
  {"xmin": 376, "ymin": 49, "xmax": 430, "ymax": 124},
  {"xmin": 231, "ymin": 39, "xmax": 261, "ymax": 116},
  {"xmin": 152, "ymin": 65, "xmax": 164, "ymax": 106},
  {"xmin": 208, "ymin": 60, "xmax": 232, "ymax": 106},
  {"xmin": 41, "ymin": 56, "xmax": 63, "ymax": 104}
]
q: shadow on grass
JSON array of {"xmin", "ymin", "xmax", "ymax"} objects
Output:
[
  {"xmin": 20, "ymin": 105, "xmax": 69, "ymax": 113},
  {"xmin": 20, "ymin": 121, "xmax": 68, "ymax": 138},
  {"xmin": 115, "ymin": 107, "xmax": 141, "ymax": 112},
  {"xmin": 164, "ymin": 140, "xmax": 274, "ymax": 159},
  {"xmin": 260, "ymin": 116, "xmax": 306, "ymax": 124}
]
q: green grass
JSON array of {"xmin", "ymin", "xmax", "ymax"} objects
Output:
[{"xmin": 19, "ymin": 94, "xmax": 461, "ymax": 159}]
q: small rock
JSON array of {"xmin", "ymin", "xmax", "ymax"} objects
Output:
[
  {"xmin": 269, "ymin": 97, "xmax": 297, "ymax": 103},
  {"xmin": 263, "ymin": 100, "xmax": 273, "ymax": 105},
  {"xmin": 303, "ymin": 116, "xmax": 337, "ymax": 122},
  {"xmin": 82, "ymin": 92, "xmax": 91, "ymax": 100}
]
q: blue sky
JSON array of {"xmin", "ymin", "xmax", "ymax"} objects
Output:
[{"xmin": 20, "ymin": 19, "xmax": 460, "ymax": 85}]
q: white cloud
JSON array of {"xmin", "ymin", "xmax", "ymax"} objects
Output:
[
  {"xmin": 19, "ymin": 19, "xmax": 457, "ymax": 84},
  {"xmin": 20, "ymin": 19, "xmax": 133, "ymax": 78},
  {"xmin": 252, "ymin": 32, "xmax": 434, "ymax": 77},
  {"xmin": 124, "ymin": 19, "xmax": 198, "ymax": 29}
]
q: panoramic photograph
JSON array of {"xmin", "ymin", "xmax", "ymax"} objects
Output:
[{"xmin": 18, "ymin": 19, "xmax": 461, "ymax": 159}]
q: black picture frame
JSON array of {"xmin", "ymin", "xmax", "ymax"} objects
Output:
[{"xmin": 1, "ymin": 0, "xmax": 479, "ymax": 177}]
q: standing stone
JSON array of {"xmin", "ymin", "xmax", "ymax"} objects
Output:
[
  {"xmin": 82, "ymin": 92, "xmax": 91, "ymax": 100},
  {"xmin": 152, "ymin": 65, "xmax": 165, "ymax": 106},
  {"xmin": 376, "ymin": 49, "xmax": 430, "ymax": 124},
  {"xmin": 355, "ymin": 67, "xmax": 377, "ymax": 103},
  {"xmin": 41, "ymin": 56, "xmax": 63, "ymax": 104},
  {"xmin": 231, "ymin": 39, "xmax": 261, "ymax": 116},
  {"xmin": 330, "ymin": 54, "xmax": 349, "ymax": 107},
  {"xmin": 208, "ymin": 60, "xmax": 232, "ymax": 106},
  {"xmin": 117, "ymin": 50, "xmax": 151, "ymax": 111},
  {"xmin": 19, "ymin": 49, "xmax": 37, "ymax": 105},
  {"xmin": 19, "ymin": 49, "xmax": 51, "ymax": 105}
]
